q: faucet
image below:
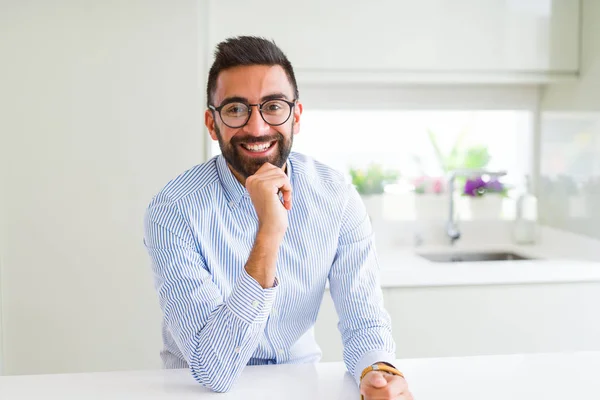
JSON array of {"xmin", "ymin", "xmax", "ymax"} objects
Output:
[{"xmin": 446, "ymin": 168, "xmax": 507, "ymax": 245}]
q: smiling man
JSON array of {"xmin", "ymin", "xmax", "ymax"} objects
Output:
[{"xmin": 144, "ymin": 36, "xmax": 412, "ymax": 400}]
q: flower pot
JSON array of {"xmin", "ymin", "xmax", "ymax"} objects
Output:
[
  {"xmin": 414, "ymin": 194, "xmax": 447, "ymax": 220},
  {"xmin": 466, "ymin": 195, "xmax": 504, "ymax": 220},
  {"xmin": 361, "ymin": 194, "xmax": 385, "ymax": 222}
]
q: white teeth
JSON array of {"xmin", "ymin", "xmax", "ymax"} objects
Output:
[{"xmin": 243, "ymin": 142, "xmax": 271, "ymax": 152}]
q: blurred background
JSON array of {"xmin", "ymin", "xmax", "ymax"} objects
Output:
[{"xmin": 1, "ymin": 0, "xmax": 599, "ymax": 377}]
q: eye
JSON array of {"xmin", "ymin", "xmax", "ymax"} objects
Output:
[
  {"xmin": 262, "ymin": 100, "xmax": 286, "ymax": 114},
  {"xmin": 223, "ymin": 103, "xmax": 247, "ymax": 117}
]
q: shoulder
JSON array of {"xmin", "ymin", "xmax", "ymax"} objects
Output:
[
  {"xmin": 289, "ymin": 152, "xmax": 348, "ymax": 189},
  {"xmin": 146, "ymin": 156, "xmax": 220, "ymax": 219},
  {"xmin": 289, "ymin": 152, "xmax": 359, "ymax": 215}
]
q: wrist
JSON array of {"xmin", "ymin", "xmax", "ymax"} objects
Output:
[
  {"xmin": 360, "ymin": 363, "xmax": 404, "ymax": 382},
  {"xmin": 256, "ymin": 226, "xmax": 285, "ymax": 243},
  {"xmin": 245, "ymin": 230, "xmax": 281, "ymax": 289}
]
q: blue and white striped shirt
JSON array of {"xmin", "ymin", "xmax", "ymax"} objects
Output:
[{"xmin": 143, "ymin": 152, "xmax": 396, "ymax": 392}]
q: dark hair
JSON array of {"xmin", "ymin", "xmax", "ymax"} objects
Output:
[{"xmin": 206, "ymin": 36, "xmax": 299, "ymax": 108}]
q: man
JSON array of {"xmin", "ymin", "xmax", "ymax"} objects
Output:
[{"xmin": 144, "ymin": 36, "xmax": 413, "ymax": 399}]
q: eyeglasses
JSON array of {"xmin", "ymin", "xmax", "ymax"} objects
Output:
[{"xmin": 209, "ymin": 98, "xmax": 296, "ymax": 129}]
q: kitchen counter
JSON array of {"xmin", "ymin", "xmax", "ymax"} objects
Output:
[
  {"xmin": 1, "ymin": 351, "xmax": 599, "ymax": 399},
  {"xmin": 372, "ymin": 221, "xmax": 600, "ymax": 287},
  {"xmin": 377, "ymin": 243, "xmax": 600, "ymax": 288}
]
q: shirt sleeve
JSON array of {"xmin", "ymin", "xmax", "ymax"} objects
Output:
[
  {"xmin": 327, "ymin": 184, "xmax": 397, "ymax": 385},
  {"xmin": 143, "ymin": 196, "xmax": 277, "ymax": 393}
]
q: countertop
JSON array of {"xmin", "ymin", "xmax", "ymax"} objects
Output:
[
  {"xmin": 1, "ymin": 351, "xmax": 599, "ymax": 399},
  {"xmin": 377, "ymin": 243, "xmax": 600, "ymax": 288}
]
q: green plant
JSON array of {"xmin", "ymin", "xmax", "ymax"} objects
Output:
[
  {"xmin": 427, "ymin": 128, "xmax": 469, "ymax": 173},
  {"xmin": 426, "ymin": 129, "xmax": 492, "ymax": 189},
  {"xmin": 462, "ymin": 146, "xmax": 491, "ymax": 169},
  {"xmin": 427, "ymin": 129, "xmax": 491, "ymax": 172},
  {"xmin": 349, "ymin": 163, "xmax": 400, "ymax": 195}
]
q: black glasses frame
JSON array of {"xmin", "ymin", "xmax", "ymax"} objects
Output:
[{"xmin": 209, "ymin": 99, "xmax": 297, "ymax": 129}]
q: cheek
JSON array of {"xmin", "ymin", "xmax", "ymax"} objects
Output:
[
  {"xmin": 278, "ymin": 124, "xmax": 294, "ymax": 138},
  {"xmin": 217, "ymin": 126, "xmax": 238, "ymax": 144}
]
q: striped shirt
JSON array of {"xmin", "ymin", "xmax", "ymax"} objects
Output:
[{"xmin": 143, "ymin": 152, "xmax": 395, "ymax": 393}]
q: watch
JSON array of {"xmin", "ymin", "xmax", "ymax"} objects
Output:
[
  {"xmin": 360, "ymin": 363, "xmax": 404, "ymax": 400},
  {"xmin": 360, "ymin": 363, "xmax": 404, "ymax": 381}
]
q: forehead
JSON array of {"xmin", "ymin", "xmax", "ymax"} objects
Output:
[{"xmin": 213, "ymin": 64, "xmax": 294, "ymax": 104}]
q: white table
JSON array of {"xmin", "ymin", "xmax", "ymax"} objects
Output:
[{"xmin": 1, "ymin": 351, "xmax": 600, "ymax": 399}]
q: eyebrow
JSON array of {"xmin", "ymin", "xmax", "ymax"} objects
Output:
[{"xmin": 219, "ymin": 92, "xmax": 291, "ymax": 106}]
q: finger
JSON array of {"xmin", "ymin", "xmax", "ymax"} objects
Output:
[
  {"xmin": 255, "ymin": 162, "xmax": 279, "ymax": 173},
  {"xmin": 361, "ymin": 374, "xmax": 409, "ymax": 399},
  {"xmin": 246, "ymin": 170, "xmax": 288, "ymax": 191},
  {"xmin": 252, "ymin": 169, "xmax": 288, "ymax": 181},
  {"xmin": 366, "ymin": 371, "xmax": 388, "ymax": 388},
  {"xmin": 280, "ymin": 183, "xmax": 292, "ymax": 210},
  {"xmin": 255, "ymin": 173, "xmax": 292, "ymax": 194},
  {"xmin": 384, "ymin": 374, "xmax": 409, "ymax": 393},
  {"xmin": 252, "ymin": 174, "xmax": 293, "ymax": 209}
]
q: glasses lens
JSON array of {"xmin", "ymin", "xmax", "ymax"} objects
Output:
[
  {"xmin": 221, "ymin": 102, "xmax": 249, "ymax": 127},
  {"xmin": 260, "ymin": 100, "xmax": 291, "ymax": 126}
]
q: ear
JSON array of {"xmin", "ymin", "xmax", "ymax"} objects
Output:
[
  {"xmin": 292, "ymin": 101, "xmax": 303, "ymax": 135},
  {"xmin": 205, "ymin": 109, "xmax": 218, "ymax": 141}
]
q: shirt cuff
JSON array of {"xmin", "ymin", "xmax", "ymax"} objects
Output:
[
  {"xmin": 354, "ymin": 350, "xmax": 397, "ymax": 385},
  {"xmin": 226, "ymin": 268, "xmax": 278, "ymax": 324}
]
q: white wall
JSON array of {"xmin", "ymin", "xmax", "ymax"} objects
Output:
[
  {"xmin": 0, "ymin": 0, "xmax": 206, "ymax": 375},
  {"xmin": 539, "ymin": 0, "xmax": 600, "ymax": 240}
]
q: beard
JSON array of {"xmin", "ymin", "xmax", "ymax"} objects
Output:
[{"xmin": 214, "ymin": 124, "xmax": 293, "ymax": 179}]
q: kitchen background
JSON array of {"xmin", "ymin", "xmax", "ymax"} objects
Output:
[{"xmin": 1, "ymin": 0, "xmax": 599, "ymax": 376}]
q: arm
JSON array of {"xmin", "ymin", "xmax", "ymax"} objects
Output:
[
  {"xmin": 144, "ymin": 199, "xmax": 277, "ymax": 393},
  {"xmin": 327, "ymin": 184, "xmax": 396, "ymax": 385}
]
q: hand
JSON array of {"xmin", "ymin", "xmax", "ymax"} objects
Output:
[
  {"xmin": 245, "ymin": 163, "xmax": 292, "ymax": 239},
  {"xmin": 360, "ymin": 371, "xmax": 413, "ymax": 400}
]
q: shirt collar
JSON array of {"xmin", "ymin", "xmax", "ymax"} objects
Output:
[{"xmin": 216, "ymin": 154, "xmax": 293, "ymax": 208}]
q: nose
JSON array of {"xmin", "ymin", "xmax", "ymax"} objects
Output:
[{"xmin": 242, "ymin": 105, "xmax": 271, "ymax": 136}]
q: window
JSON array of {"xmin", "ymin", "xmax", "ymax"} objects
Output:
[
  {"xmin": 210, "ymin": 85, "xmax": 538, "ymax": 221},
  {"xmin": 294, "ymin": 109, "xmax": 531, "ymax": 183}
]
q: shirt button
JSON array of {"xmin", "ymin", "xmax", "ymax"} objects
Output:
[
  {"xmin": 278, "ymin": 349, "xmax": 284, "ymax": 355},
  {"xmin": 234, "ymin": 347, "xmax": 241, "ymax": 354},
  {"xmin": 229, "ymin": 200, "xmax": 235, "ymax": 208},
  {"xmin": 251, "ymin": 300, "xmax": 259, "ymax": 309},
  {"xmin": 270, "ymin": 308, "xmax": 277, "ymax": 317}
]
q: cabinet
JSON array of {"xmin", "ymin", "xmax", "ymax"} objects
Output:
[
  {"xmin": 315, "ymin": 281, "xmax": 600, "ymax": 363},
  {"xmin": 208, "ymin": 0, "xmax": 580, "ymax": 83}
]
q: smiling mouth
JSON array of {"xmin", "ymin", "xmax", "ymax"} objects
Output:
[{"xmin": 240, "ymin": 141, "xmax": 276, "ymax": 153}]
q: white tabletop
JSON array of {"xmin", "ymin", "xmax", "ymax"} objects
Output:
[{"xmin": 1, "ymin": 351, "xmax": 600, "ymax": 399}]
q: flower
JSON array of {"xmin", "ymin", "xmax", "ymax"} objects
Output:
[
  {"xmin": 432, "ymin": 178, "xmax": 444, "ymax": 194},
  {"xmin": 463, "ymin": 177, "xmax": 487, "ymax": 196},
  {"xmin": 463, "ymin": 176, "xmax": 505, "ymax": 197},
  {"xmin": 485, "ymin": 178, "xmax": 504, "ymax": 193},
  {"xmin": 413, "ymin": 176, "xmax": 445, "ymax": 195}
]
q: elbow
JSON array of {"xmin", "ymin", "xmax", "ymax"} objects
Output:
[
  {"xmin": 204, "ymin": 381, "xmax": 234, "ymax": 394},
  {"xmin": 207, "ymin": 377, "xmax": 235, "ymax": 394},
  {"xmin": 190, "ymin": 363, "xmax": 237, "ymax": 393}
]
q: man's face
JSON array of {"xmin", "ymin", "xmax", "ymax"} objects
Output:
[{"xmin": 205, "ymin": 65, "xmax": 302, "ymax": 180}]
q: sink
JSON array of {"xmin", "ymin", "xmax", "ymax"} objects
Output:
[{"xmin": 418, "ymin": 251, "xmax": 535, "ymax": 263}]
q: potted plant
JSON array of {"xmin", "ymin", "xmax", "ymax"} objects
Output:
[
  {"xmin": 411, "ymin": 130, "xmax": 494, "ymax": 220},
  {"xmin": 463, "ymin": 175, "xmax": 507, "ymax": 219},
  {"xmin": 412, "ymin": 175, "xmax": 447, "ymax": 220},
  {"xmin": 349, "ymin": 163, "xmax": 399, "ymax": 221}
]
